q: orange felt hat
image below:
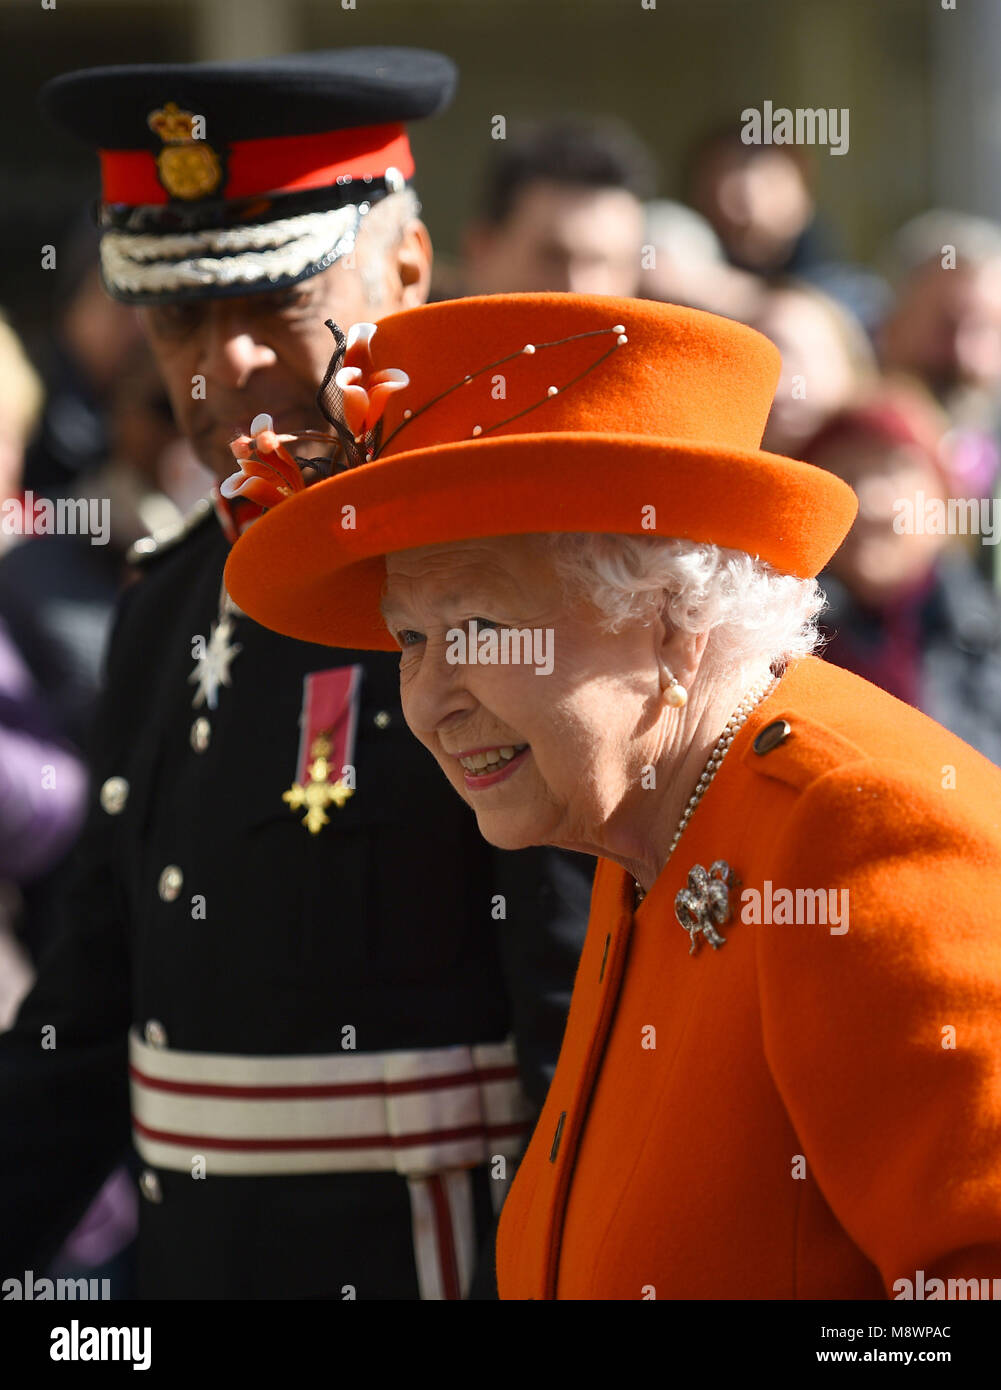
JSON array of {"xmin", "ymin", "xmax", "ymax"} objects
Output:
[{"xmin": 223, "ymin": 293, "xmax": 858, "ymax": 651}]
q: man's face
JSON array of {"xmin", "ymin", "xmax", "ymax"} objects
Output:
[
  {"xmin": 694, "ymin": 147, "xmax": 813, "ymax": 273},
  {"xmin": 464, "ymin": 180, "xmax": 644, "ymax": 297},
  {"xmin": 880, "ymin": 259, "xmax": 1001, "ymax": 401},
  {"xmin": 138, "ymin": 256, "xmax": 385, "ymax": 482}
]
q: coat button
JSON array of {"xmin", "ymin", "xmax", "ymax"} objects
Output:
[
  {"xmin": 190, "ymin": 717, "xmax": 211, "ymax": 753},
  {"xmin": 158, "ymin": 865, "xmax": 183, "ymax": 902},
  {"xmin": 373, "ymin": 710, "xmax": 392, "ymax": 729},
  {"xmin": 138, "ymin": 1169, "xmax": 163, "ymax": 1204},
  {"xmin": 99, "ymin": 776, "xmax": 129, "ymax": 815},
  {"xmin": 753, "ymin": 719, "xmax": 792, "ymax": 755},
  {"xmin": 549, "ymin": 1110, "xmax": 567, "ymax": 1163},
  {"xmin": 143, "ymin": 1018, "xmax": 168, "ymax": 1048}
]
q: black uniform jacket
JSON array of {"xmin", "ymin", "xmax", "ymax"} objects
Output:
[{"xmin": 0, "ymin": 507, "xmax": 592, "ymax": 1298}]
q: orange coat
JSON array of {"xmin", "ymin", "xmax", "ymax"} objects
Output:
[{"xmin": 496, "ymin": 656, "xmax": 1001, "ymax": 1299}]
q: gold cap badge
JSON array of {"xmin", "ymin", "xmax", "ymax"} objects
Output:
[{"xmin": 147, "ymin": 101, "xmax": 223, "ymax": 201}]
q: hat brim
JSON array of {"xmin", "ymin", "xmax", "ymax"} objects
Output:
[{"xmin": 223, "ymin": 432, "xmax": 858, "ymax": 651}]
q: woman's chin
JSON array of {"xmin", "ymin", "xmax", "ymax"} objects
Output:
[{"xmin": 474, "ymin": 812, "xmax": 545, "ymax": 852}]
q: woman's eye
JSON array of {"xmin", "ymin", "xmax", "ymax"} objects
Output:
[
  {"xmin": 397, "ymin": 629, "xmax": 425, "ymax": 648},
  {"xmin": 468, "ymin": 617, "xmax": 498, "ymax": 630}
]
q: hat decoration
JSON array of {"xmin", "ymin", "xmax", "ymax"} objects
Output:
[
  {"xmin": 317, "ymin": 319, "xmax": 411, "ymax": 467},
  {"xmin": 221, "ymin": 421, "xmax": 308, "ymax": 511},
  {"xmin": 221, "ymin": 315, "xmax": 631, "ymax": 503},
  {"xmin": 220, "ymin": 317, "xmax": 412, "ymax": 503}
]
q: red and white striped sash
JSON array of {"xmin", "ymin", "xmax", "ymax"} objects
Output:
[
  {"xmin": 128, "ymin": 1032, "xmax": 533, "ymax": 1299},
  {"xmin": 128, "ymin": 1030, "xmax": 532, "ymax": 1177}
]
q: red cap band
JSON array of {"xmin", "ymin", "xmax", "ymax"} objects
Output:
[{"xmin": 99, "ymin": 122, "xmax": 413, "ymax": 206}]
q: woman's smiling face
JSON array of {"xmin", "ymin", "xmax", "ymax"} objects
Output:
[{"xmin": 381, "ymin": 534, "xmax": 666, "ymax": 853}]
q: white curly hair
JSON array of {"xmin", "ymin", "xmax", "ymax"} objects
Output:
[{"xmin": 546, "ymin": 532, "xmax": 826, "ymax": 682}]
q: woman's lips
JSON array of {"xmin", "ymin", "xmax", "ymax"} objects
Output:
[{"xmin": 459, "ymin": 746, "xmax": 530, "ymax": 791}]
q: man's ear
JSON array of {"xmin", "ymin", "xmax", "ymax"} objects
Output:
[{"xmin": 392, "ymin": 218, "xmax": 433, "ymax": 309}]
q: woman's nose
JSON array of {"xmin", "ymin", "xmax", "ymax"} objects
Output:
[{"xmin": 403, "ymin": 638, "xmax": 477, "ymax": 734}]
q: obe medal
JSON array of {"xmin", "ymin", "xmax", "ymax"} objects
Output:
[{"xmin": 282, "ymin": 665, "xmax": 362, "ymax": 834}]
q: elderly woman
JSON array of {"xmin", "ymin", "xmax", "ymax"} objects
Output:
[{"xmin": 224, "ymin": 294, "xmax": 1001, "ymax": 1300}]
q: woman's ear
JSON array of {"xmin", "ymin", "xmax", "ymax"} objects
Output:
[
  {"xmin": 653, "ymin": 611, "xmax": 710, "ymax": 694},
  {"xmin": 393, "ymin": 219, "xmax": 433, "ymax": 309}
]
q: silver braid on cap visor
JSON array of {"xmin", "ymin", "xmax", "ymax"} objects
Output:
[{"xmin": 100, "ymin": 203, "xmax": 364, "ymax": 297}]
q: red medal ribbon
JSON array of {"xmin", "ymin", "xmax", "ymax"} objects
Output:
[{"xmin": 296, "ymin": 665, "xmax": 362, "ymax": 785}]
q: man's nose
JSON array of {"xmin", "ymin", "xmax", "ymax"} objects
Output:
[
  {"xmin": 201, "ymin": 311, "xmax": 278, "ymax": 389},
  {"xmin": 565, "ymin": 261, "xmax": 618, "ymax": 297}
]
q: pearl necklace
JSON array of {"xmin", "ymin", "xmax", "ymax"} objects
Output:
[{"xmin": 633, "ymin": 674, "xmax": 778, "ymax": 905}]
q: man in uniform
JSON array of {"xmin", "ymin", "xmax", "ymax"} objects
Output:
[{"xmin": 0, "ymin": 48, "xmax": 591, "ymax": 1300}]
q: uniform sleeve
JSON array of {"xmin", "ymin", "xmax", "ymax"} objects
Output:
[
  {"xmin": 487, "ymin": 846, "xmax": 594, "ymax": 1109},
  {"xmin": 756, "ymin": 758, "xmax": 1001, "ymax": 1295},
  {"xmin": 0, "ymin": 587, "xmax": 140, "ymax": 1277}
]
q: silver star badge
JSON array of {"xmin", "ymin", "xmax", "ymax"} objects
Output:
[
  {"xmin": 188, "ymin": 616, "xmax": 242, "ymax": 710},
  {"xmin": 675, "ymin": 860, "xmax": 738, "ymax": 955}
]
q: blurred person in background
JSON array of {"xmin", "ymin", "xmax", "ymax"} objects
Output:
[
  {"xmin": 0, "ymin": 313, "xmax": 136, "ymax": 1297},
  {"xmin": 880, "ymin": 210, "xmax": 1001, "ymax": 425},
  {"xmin": 0, "ymin": 313, "xmax": 45, "ymax": 553},
  {"xmin": 0, "ymin": 621, "xmax": 88, "ymax": 1023},
  {"xmin": 685, "ymin": 125, "xmax": 823, "ymax": 278},
  {"xmin": 751, "ymin": 278, "xmax": 876, "ymax": 458},
  {"xmin": 804, "ymin": 380, "xmax": 1001, "ymax": 765},
  {"xmin": 878, "ymin": 211, "xmax": 1001, "ymax": 586},
  {"xmin": 639, "ymin": 198, "xmax": 762, "ymax": 321},
  {"xmin": 0, "ymin": 348, "xmax": 209, "ymax": 753},
  {"xmin": 460, "ymin": 117, "xmax": 655, "ymax": 297},
  {"xmin": 0, "ymin": 314, "xmax": 80, "ymax": 989},
  {"xmin": 22, "ymin": 218, "xmax": 145, "ymax": 499},
  {"xmin": 684, "ymin": 124, "xmax": 889, "ymax": 335}
]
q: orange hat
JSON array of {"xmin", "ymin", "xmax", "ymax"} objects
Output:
[{"xmin": 223, "ymin": 293, "xmax": 858, "ymax": 650}]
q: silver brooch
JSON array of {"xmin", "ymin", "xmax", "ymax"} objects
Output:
[{"xmin": 675, "ymin": 861, "xmax": 738, "ymax": 955}]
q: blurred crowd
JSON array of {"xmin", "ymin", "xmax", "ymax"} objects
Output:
[{"xmin": 2, "ymin": 111, "xmax": 1001, "ymax": 1294}]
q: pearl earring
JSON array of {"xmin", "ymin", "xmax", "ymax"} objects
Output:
[{"xmin": 660, "ymin": 666, "xmax": 688, "ymax": 708}]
